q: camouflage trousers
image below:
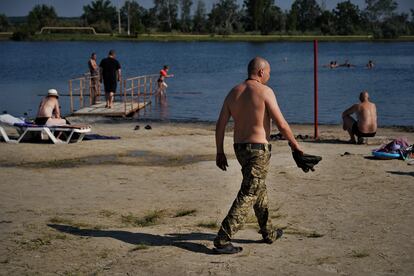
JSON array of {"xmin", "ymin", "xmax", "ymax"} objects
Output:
[{"xmin": 214, "ymin": 143, "xmax": 275, "ymax": 248}]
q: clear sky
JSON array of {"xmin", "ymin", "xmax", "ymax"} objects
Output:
[{"xmin": 1, "ymin": 0, "xmax": 413, "ymax": 17}]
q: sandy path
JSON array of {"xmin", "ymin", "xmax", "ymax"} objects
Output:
[{"xmin": 0, "ymin": 122, "xmax": 413, "ymax": 275}]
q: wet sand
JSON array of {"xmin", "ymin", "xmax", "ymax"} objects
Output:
[{"xmin": 0, "ymin": 121, "xmax": 413, "ymax": 275}]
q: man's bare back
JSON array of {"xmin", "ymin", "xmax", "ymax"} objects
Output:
[
  {"xmin": 37, "ymin": 97, "xmax": 60, "ymax": 118},
  {"xmin": 342, "ymin": 91, "xmax": 377, "ymax": 143},
  {"xmin": 225, "ymin": 81, "xmax": 272, "ymax": 144},
  {"xmin": 356, "ymin": 101, "xmax": 377, "ymax": 133}
]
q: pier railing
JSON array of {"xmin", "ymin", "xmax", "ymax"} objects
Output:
[
  {"xmin": 68, "ymin": 74, "xmax": 101, "ymax": 113},
  {"xmin": 69, "ymin": 73, "xmax": 159, "ymax": 116},
  {"xmin": 122, "ymin": 74, "xmax": 159, "ymax": 113}
]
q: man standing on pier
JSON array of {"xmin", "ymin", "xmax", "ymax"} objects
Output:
[
  {"xmin": 214, "ymin": 57, "xmax": 304, "ymax": 254},
  {"xmin": 88, "ymin": 53, "xmax": 99, "ymax": 105},
  {"xmin": 99, "ymin": 50, "xmax": 121, "ymax": 109}
]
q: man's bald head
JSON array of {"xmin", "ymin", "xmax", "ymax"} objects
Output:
[
  {"xmin": 359, "ymin": 91, "xmax": 369, "ymax": 102},
  {"xmin": 247, "ymin": 57, "xmax": 271, "ymax": 84},
  {"xmin": 248, "ymin": 57, "xmax": 269, "ymax": 75}
]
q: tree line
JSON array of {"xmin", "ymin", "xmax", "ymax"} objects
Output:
[{"xmin": 1, "ymin": 0, "xmax": 414, "ymax": 39}]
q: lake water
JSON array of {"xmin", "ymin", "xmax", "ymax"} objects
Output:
[{"xmin": 0, "ymin": 41, "xmax": 413, "ymax": 126}]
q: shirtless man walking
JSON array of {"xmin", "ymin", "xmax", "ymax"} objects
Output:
[
  {"xmin": 214, "ymin": 57, "xmax": 303, "ymax": 254},
  {"xmin": 342, "ymin": 91, "xmax": 377, "ymax": 144}
]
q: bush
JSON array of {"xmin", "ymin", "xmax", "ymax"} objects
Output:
[
  {"xmin": 91, "ymin": 20, "xmax": 112, "ymax": 33},
  {"xmin": 11, "ymin": 25, "xmax": 34, "ymax": 41}
]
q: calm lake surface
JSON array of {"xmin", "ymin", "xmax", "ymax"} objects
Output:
[{"xmin": 0, "ymin": 41, "xmax": 413, "ymax": 126}]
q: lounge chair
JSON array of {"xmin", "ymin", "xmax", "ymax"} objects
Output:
[{"xmin": 0, "ymin": 117, "xmax": 91, "ymax": 144}]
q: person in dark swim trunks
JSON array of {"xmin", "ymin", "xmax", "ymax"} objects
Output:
[
  {"xmin": 352, "ymin": 122, "xmax": 376, "ymax": 138},
  {"xmin": 35, "ymin": 89, "xmax": 66, "ymax": 126},
  {"xmin": 99, "ymin": 50, "xmax": 121, "ymax": 109},
  {"xmin": 342, "ymin": 91, "xmax": 377, "ymax": 144}
]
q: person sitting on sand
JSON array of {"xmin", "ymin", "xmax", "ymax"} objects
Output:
[
  {"xmin": 342, "ymin": 91, "xmax": 377, "ymax": 144},
  {"xmin": 35, "ymin": 89, "xmax": 66, "ymax": 126},
  {"xmin": 367, "ymin": 60, "xmax": 374, "ymax": 69}
]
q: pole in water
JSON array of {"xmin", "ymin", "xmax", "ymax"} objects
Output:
[{"xmin": 313, "ymin": 40, "xmax": 319, "ymax": 139}]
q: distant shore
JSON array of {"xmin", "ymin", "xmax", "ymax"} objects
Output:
[{"xmin": 2, "ymin": 32, "xmax": 414, "ymax": 42}]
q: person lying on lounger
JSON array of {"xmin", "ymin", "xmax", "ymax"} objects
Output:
[
  {"xmin": 342, "ymin": 91, "xmax": 377, "ymax": 144},
  {"xmin": 35, "ymin": 89, "xmax": 67, "ymax": 126}
]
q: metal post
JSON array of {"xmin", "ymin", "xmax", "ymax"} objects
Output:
[
  {"xmin": 118, "ymin": 9, "xmax": 121, "ymax": 34},
  {"xmin": 123, "ymin": 79, "xmax": 127, "ymax": 115},
  {"xmin": 89, "ymin": 77, "xmax": 92, "ymax": 106},
  {"xmin": 127, "ymin": 1, "xmax": 130, "ymax": 36},
  {"xmin": 314, "ymin": 40, "xmax": 319, "ymax": 139},
  {"xmin": 69, "ymin": 80, "xmax": 73, "ymax": 113},
  {"xmin": 131, "ymin": 78, "xmax": 134, "ymax": 109},
  {"xmin": 80, "ymin": 78, "xmax": 84, "ymax": 108}
]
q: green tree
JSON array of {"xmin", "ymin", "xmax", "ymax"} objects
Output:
[
  {"xmin": 288, "ymin": 0, "xmax": 321, "ymax": 33},
  {"xmin": 243, "ymin": 0, "xmax": 283, "ymax": 34},
  {"xmin": 180, "ymin": 0, "xmax": 193, "ymax": 32},
  {"xmin": 364, "ymin": 0, "xmax": 397, "ymax": 22},
  {"xmin": 121, "ymin": 1, "xmax": 147, "ymax": 34},
  {"xmin": 334, "ymin": 1, "xmax": 363, "ymax": 35},
  {"xmin": 209, "ymin": 0, "xmax": 242, "ymax": 34},
  {"xmin": 380, "ymin": 13, "xmax": 410, "ymax": 38},
  {"xmin": 27, "ymin": 4, "xmax": 58, "ymax": 31},
  {"xmin": 317, "ymin": 10, "xmax": 335, "ymax": 34},
  {"xmin": 192, "ymin": 0, "xmax": 207, "ymax": 33},
  {"xmin": 82, "ymin": 0, "xmax": 117, "ymax": 32},
  {"xmin": 153, "ymin": 0, "xmax": 179, "ymax": 31},
  {"xmin": 0, "ymin": 14, "xmax": 9, "ymax": 32}
]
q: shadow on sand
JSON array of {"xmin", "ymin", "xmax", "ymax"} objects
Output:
[
  {"xmin": 387, "ymin": 171, "xmax": 414, "ymax": 177},
  {"xmin": 48, "ymin": 224, "xmax": 260, "ymax": 255},
  {"xmin": 300, "ymin": 138, "xmax": 352, "ymax": 145}
]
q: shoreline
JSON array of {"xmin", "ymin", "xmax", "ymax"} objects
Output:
[
  {"xmin": 3, "ymin": 33, "xmax": 414, "ymax": 42},
  {"xmin": 67, "ymin": 116, "xmax": 414, "ymax": 131}
]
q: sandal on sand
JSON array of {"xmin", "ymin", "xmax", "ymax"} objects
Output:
[
  {"xmin": 213, "ymin": 243, "xmax": 243, "ymax": 254},
  {"xmin": 262, "ymin": 229, "xmax": 284, "ymax": 244}
]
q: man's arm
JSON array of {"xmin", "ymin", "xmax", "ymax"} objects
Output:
[
  {"xmin": 215, "ymin": 96, "xmax": 231, "ymax": 170},
  {"xmin": 265, "ymin": 88, "xmax": 302, "ymax": 152},
  {"xmin": 342, "ymin": 104, "xmax": 358, "ymax": 118},
  {"xmin": 117, "ymin": 69, "xmax": 122, "ymax": 82}
]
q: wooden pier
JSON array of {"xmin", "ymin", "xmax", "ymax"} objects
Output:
[
  {"xmin": 69, "ymin": 74, "xmax": 159, "ymax": 117},
  {"xmin": 73, "ymin": 101, "xmax": 150, "ymax": 117}
]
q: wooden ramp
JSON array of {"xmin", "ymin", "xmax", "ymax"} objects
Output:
[{"xmin": 73, "ymin": 101, "xmax": 150, "ymax": 117}]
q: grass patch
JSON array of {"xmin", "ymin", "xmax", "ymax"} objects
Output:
[
  {"xmin": 24, "ymin": 33, "xmax": 414, "ymax": 42},
  {"xmin": 174, "ymin": 209, "xmax": 197, "ymax": 218},
  {"xmin": 197, "ymin": 221, "xmax": 219, "ymax": 229},
  {"xmin": 99, "ymin": 210, "xmax": 117, "ymax": 218},
  {"xmin": 16, "ymin": 232, "xmax": 69, "ymax": 251},
  {"xmin": 121, "ymin": 210, "xmax": 165, "ymax": 227},
  {"xmin": 130, "ymin": 244, "xmax": 150, "ymax": 251},
  {"xmin": 97, "ymin": 249, "xmax": 111, "ymax": 259},
  {"xmin": 350, "ymin": 250, "xmax": 369, "ymax": 258}
]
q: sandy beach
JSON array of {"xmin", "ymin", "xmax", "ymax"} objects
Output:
[{"xmin": 0, "ymin": 121, "xmax": 413, "ymax": 275}]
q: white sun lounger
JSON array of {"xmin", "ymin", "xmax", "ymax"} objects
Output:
[{"xmin": 0, "ymin": 123, "xmax": 91, "ymax": 144}]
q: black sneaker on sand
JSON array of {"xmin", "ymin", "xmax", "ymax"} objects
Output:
[
  {"xmin": 262, "ymin": 228, "xmax": 284, "ymax": 244},
  {"xmin": 213, "ymin": 243, "xmax": 243, "ymax": 254}
]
